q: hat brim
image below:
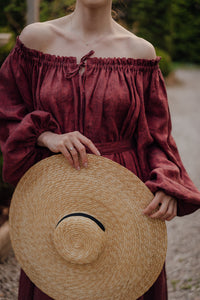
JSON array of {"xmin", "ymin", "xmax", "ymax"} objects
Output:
[{"xmin": 9, "ymin": 154, "xmax": 167, "ymax": 299}]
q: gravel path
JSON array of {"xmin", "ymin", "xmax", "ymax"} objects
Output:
[
  {"xmin": 0, "ymin": 250, "xmax": 19, "ymax": 299},
  {"xmin": 166, "ymin": 67, "xmax": 200, "ymax": 300},
  {"xmin": 0, "ymin": 67, "xmax": 200, "ymax": 300}
]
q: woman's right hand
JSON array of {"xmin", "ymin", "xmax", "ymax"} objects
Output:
[{"xmin": 37, "ymin": 131, "xmax": 101, "ymax": 170}]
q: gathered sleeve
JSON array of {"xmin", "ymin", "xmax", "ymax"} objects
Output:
[
  {"xmin": 0, "ymin": 46, "xmax": 61, "ymax": 186},
  {"xmin": 136, "ymin": 65, "xmax": 200, "ymax": 216}
]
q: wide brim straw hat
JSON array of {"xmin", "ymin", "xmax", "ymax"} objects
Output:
[{"xmin": 9, "ymin": 154, "xmax": 167, "ymax": 300}]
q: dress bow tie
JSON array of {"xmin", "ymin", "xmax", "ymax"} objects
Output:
[{"xmin": 65, "ymin": 50, "xmax": 95, "ymax": 79}]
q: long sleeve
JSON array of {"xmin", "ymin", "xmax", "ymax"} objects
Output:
[
  {"xmin": 136, "ymin": 66, "xmax": 200, "ymax": 216},
  {"xmin": 0, "ymin": 46, "xmax": 61, "ymax": 186}
]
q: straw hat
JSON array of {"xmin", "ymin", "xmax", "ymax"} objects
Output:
[{"xmin": 9, "ymin": 154, "xmax": 167, "ymax": 300}]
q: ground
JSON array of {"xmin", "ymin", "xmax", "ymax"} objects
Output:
[
  {"xmin": 166, "ymin": 67, "xmax": 200, "ymax": 300},
  {"xmin": 0, "ymin": 67, "xmax": 200, "ymax": 300}
]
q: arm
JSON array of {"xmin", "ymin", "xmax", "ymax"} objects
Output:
[
  {"xmin": 0, "ymin": 34, "xmax": 101, "ymax": 185},
  {"xmin": 136, "ymin": 64, "xmax": 200, "ymax": 217},
  {"xmin": 0, "ymin": 42, "xmax": 61, "ymax": 186}
]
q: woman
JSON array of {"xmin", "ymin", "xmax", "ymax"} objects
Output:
[{"xmin": 0, "ymin": 0, "xmax": 200, "ymax": 299}]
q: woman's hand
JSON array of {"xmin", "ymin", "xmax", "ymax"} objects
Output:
[
  {"xmin": 37, "ymin": 131, "xmax": 101, "ymax": 170},
  {"xmin": 143, "ymin": 190, "xmax": 177, "ymax": 221}
]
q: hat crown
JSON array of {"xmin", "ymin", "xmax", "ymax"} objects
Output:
[{"xmin": 53, "ymin": 215, "xmax": 106, "ymax": 264}]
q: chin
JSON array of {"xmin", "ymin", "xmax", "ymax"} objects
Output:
[{"xmin": 77, "ymin": 0, "xmax": 112, "ymax": 8}]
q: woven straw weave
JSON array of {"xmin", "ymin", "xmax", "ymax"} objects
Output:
[{"xmin": 9, "ymin": 154, "xmax": 167, "ymax": 300}]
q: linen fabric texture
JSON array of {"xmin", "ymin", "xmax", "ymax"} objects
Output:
[{"xmin": 0, "ymin": 37, "xmax": 200, "ymax": 300}]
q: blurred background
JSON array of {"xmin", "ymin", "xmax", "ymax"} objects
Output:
[
  {"xmin": 0, "ymin": 1, "xmax": 200, "ymax": 299},
  {"xmin": 1, "ymin": 0, "xmax": 200, "ymax": 70}
]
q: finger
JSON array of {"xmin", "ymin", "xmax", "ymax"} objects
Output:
[
  {"xmin": 59, "ymin": 144, "xmax": 74, "ymax": 166},
  {"xmin": 77, "ymin": 133, "xmax": 101, "ymax": 156},
  {"xmin": 143, "ymin": 193, "xmax": 162, "ymax": 216},
  {"xmin": 161, "ymin": 199, "xmax": 174, "ymax": 221},
  {"xmin": 72, "ymin": 139, "xmax": 88, "ymax": 167},
  {"xmin": 65, "ymin": 142, "xmax": 80, "ymax": 170},
  {"xmin": 166, "ymin": 200, "xmax": 177, "ymax": 221},
  {"xmin": 149, "ymin": 198, "xmax": 170, "ymax": 219}
]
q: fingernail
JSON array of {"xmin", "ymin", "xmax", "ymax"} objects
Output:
[
  {"xmin": 84, "ymin": 162, "xmax": 88, "ymax": 168},
  {"xmin": 97, "ymin": 151, "xmax": 101, "ymax": 156}
]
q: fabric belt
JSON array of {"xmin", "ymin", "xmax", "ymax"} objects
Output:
[{"xmin": 87, "ymin": 139, "xmax": 134, "ymax": 155}]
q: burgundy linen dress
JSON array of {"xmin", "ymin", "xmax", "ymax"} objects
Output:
[{"xmin": 0, "ymin": 37, "xmax": 200, "ymax": 300}]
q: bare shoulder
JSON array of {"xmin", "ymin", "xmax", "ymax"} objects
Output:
[
  {"xmin": 113, "ymin": 21, "xmax": 157, "ymax": 59},
  {"xmin": 127, "ymin": 35, "xmax": 157, "ymax": 60},
  {"xmin": 19, "ymin": 21, "xmax": 54, "ymax": 51}
]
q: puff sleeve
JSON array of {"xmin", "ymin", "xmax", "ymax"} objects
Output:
[
  {"xmin": 136, "ymin": 65, "xmax": 200, "ymax": 216},
  {"xmin": 0, "ymin": 46, "xmax": 61, "ymax": 186}
]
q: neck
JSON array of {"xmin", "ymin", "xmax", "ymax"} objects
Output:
[{"xmin": 71, "ymin": 1, "xmax": 113, "ymax": 39}]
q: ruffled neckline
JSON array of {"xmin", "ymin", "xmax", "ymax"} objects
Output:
[{"xmin": 15, "ymin": 36, "xmax": 161, "ymax": 67}]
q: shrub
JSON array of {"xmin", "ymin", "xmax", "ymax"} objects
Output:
[
  {"xmin": 0, "ymin": 34, "xmax": 15, "ymax": 66},
  {"xmin": 155, "ymin": 48, "xmax": 172, "ymax": 77},
  {"xmin": 171, "ymin": 1, "xmax": 200, "ymax": 63},
  {"xmin": 126, "ymin": 0, "xmax": 173, "ymax": 55}
]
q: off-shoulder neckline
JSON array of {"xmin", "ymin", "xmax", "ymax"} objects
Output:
[{"xmin": 15, "ymin": 36, "xmax": 161, "ymax": 66}]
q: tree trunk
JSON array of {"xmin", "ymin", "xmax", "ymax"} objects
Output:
[{"xmin": 27, "ymin": 0, "xmax": 40, "ymax": 25}]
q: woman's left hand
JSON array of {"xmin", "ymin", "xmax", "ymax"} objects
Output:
[{"xmin": 143, "ymin": 190, "xmax": 177, "ymax": 221}]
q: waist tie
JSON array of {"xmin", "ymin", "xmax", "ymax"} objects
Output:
[{"xmin": 87, "ymin": 140, "xmax": 134, "ymax": 155}]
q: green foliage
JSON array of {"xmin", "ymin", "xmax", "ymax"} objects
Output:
[
  {"xmin": 121, "ymin": 0, "xmax": 200, "ymax": 64},
  {"xmin": 0, "ymin": 34, "xmax": 15, "ymax": 66},
  {"xmin": 125, "ymin": 0, "xmax": 173, "ymax": 55},
  {"xmin": 171, "ymin": 0, "xmax": 200, "ymax": 63},
  {"xmin": 40, "ymin": 0, "xmax": 75, "ymax": 22},
  {"xmin": 0, "ymin": 0, "xmax": 26, "ymax": 35},
  {"xmin": 155, "ymin": 48, "xmax": 172, "ymax": 77}
]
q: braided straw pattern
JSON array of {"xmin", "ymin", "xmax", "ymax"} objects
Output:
[
  {"xmin": 9, "ymin": 154, "xmax": 167, "ymax": 300},
  {"xmin": 53, "ymin": 216, "xmax": 106, "ymax": 264}
]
